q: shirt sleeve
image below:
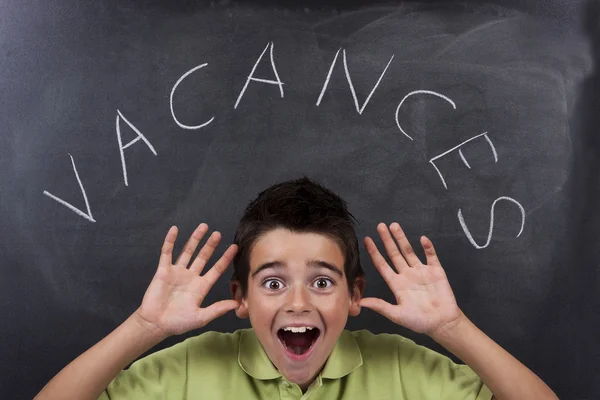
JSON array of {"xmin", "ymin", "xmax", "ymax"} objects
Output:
[
  {"xmin": 397, "ymin": 336, "xmax": 494, "ymax": 400},
  {"xmin": 97, "ymin": 340, "xmax": 188, "ymax": 400}
]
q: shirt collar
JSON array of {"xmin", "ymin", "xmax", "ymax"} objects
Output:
[
  {"xmin": 320, "ymin": 329, "xmax": 363, "ymax": 379},
  {"xmin": 238, "ymin": 329, "xmax": 281, "ymax": 380},
  {"xmin": 238, "ymin": 328, "xmax": 363, "ymax": 381}
]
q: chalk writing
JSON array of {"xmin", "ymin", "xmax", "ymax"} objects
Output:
[
  {"xmin": 116, "ymin": 110, "xmax": 157, "ymax": 187},
  {"xmin": 170, "ymin": 63, "xmax": 215, "ymax": 129},
  {"xmin": 395, "ymin": 90, "xmax": 456, "ymax": 141},
  {"xmin": 43, "ymin": 153, "xmax": 96, "ymax": 223},
  {"xmin": 458, "ymin": 196, "xmax": 525, "ymax": 249},
  {"xmin": 40, "ymin": 45, "xmax": 527, "ymax": 249},
  {"xmin": 234, "ymin": 42, "xmax": 284, "ymax": 109},
  {"xmin": 316, "ymin": 48, "xmax": 394, "ymax": 115},
  {"xmin": 429, "ymin": 131, "xmax": 498, "ymax": 190}
]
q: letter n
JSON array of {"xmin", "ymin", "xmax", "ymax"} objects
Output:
[{"xmin": 316, "ymin": 48, "xmax": 394, "ymax": 115}]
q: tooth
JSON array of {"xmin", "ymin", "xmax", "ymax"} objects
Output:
[{"xmin": 283, "ymin": 326, "xmax": 314, "ymax": 333}]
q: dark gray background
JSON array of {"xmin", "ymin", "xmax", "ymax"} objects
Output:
[{"xmin": 0, "ymin": 1, "xmax": 597, "ymax": 399}]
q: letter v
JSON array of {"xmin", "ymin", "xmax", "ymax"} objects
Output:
[{"xmin": 43, "ymin": 153, "xmax": 96, "ymax": 223}]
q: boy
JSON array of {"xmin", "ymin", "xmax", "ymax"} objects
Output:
[{"xmin": 35, "ymin": 177, "xmax": 557, "ymax": 399}]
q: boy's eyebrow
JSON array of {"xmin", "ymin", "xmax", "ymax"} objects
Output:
[{"xmin": 251, "ymin": 260, "xmax": 344, "ymax": 278}]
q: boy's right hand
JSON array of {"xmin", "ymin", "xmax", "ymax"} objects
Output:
[{"xmin": 133, "ymin": 223, "xmax": 239, "ymax": 339}]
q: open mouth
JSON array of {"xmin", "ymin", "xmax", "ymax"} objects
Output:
[{"xmin": 277, "ymin": 328, "xmax": 321, "ymax": 356}]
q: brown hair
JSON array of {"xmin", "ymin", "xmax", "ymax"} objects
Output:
[{"xmin": 232, "ymin": 176, "xmax": 364, "ymax": 297}]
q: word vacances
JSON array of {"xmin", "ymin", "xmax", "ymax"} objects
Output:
[{"xmin": 43, "ymin": 42, "xmax": 525, "ymax": 250}]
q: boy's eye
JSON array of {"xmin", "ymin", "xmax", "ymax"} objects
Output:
[
  {"xmin": 313, "ymin": 277, "xmax": 334, "ymax": 289},
  {"xmin": 262, "ymin": 279, "xmax": 284, "ymax": 290}
]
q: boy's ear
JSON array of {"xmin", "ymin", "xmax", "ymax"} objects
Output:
[
  {"xmin": 348, "ymin": 276, "xmax": 365, "ymax": 317},
  {"xmin": 230, "ymin": 280, "xmax": 249, "ymax": 319}
]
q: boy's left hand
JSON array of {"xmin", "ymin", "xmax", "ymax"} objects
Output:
[{"xmin": 361, "ymin": 222, "xmax": 465, "ymax": 337}]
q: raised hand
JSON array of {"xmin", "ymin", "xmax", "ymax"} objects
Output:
[
  {"xmin": 360, "ymin": 222, "xmax": 464, "ymax": 337},
  {"xmin": 134, "ymin": 223, "xmax": 239, "ymax": 338}
]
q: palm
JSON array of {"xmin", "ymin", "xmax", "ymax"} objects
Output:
[
  {"xmin": 136, "ymin": 224, "xmax": 239, "ymax": 338},
  {"xmin": 361, "ymin": 223, "xmax": 462, "ymax": 336},
  {"xmin": 385, "ymin": 262, "xmax": 459, "ymax": 334},
  {"xmin": 140, "ymin": 267, "xmax": 211, "ymax": 335}
]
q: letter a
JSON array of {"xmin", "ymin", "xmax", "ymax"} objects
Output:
[
  {"xmin": 43, "ymin": 153, "xmax": 96, "ymax": 223},
  {"xmin": 234, "ymin": 42, "xmax": 284, "ymax": 109},
  {"xmin": 116, "ymin": 110, "xmax": 157, "ymax": 186}
]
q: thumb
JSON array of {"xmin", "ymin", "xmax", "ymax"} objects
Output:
[
  {"xmin": 359, "ymin": 297, "xmax": 397, "ymax": 320},
  {"xmin": 196, "ymin": 299, "xmax": 239, "ymax": 328}
]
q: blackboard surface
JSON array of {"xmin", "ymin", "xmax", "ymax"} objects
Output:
[{"xmin": 1, "ymin": 1, "xmax": 598, "ymax": 399}]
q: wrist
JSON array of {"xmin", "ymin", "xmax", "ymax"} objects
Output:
[
  {"xmin": 130, "ymin": 310, "xmax": 170, "ymax": 343},
  {"xmin": 429, "ymin": 309, "xmax": 471, "ymax": 344}
]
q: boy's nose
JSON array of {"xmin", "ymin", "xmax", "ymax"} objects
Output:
[{"xmin": 284, "ymin": 285, "xmax": 312, "ymax": 313}]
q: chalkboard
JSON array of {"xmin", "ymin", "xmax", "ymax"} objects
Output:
[{"xmin": 1, "ymin": 1, "xmax": 598, "ymax": 399}]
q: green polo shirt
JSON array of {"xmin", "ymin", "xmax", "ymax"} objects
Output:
[{"xmin": 99, "ymin": 328, "xmax": 493, "ymax": 400}]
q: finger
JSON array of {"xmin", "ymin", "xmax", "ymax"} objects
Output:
[
  {"xmin": 389, "ymin": 222, "xmax": 422, "ymax": 267},
  {"xmin": 377, "ymin": 222, "xmax": 409, "ymax": 272},
  {"xmin": 188, "ymin": 230, "xmax": 222, "ymax": 274},
  {"xmin": 363, "ymin": 236, "xmax": 398, "ymax": 287},
  {"xmin": 420, "ymin": 235, "xmax": 440, "ymax": 267},
  {"xmin": 200, "ymin": 244, "xmax": 238, "ymax": 287},
  {"xmin": 159, "ymin": 226, "xmax": 178, "ymax": 266},
  {"xmin": 197, "ymin": 300, "xmax": 239, "ymax": 327},
  {"xmin": 359, "ymin": 297, "xmax": 399, "ymax": 321},
  {"xmin": 175, "ymin": 223, "xmax": 209, "ymax": 267}
]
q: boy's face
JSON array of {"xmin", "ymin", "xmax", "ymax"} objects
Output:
[{"xmin": 232, "ymin": 228, "xmax": 362, "ymax": 389}]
